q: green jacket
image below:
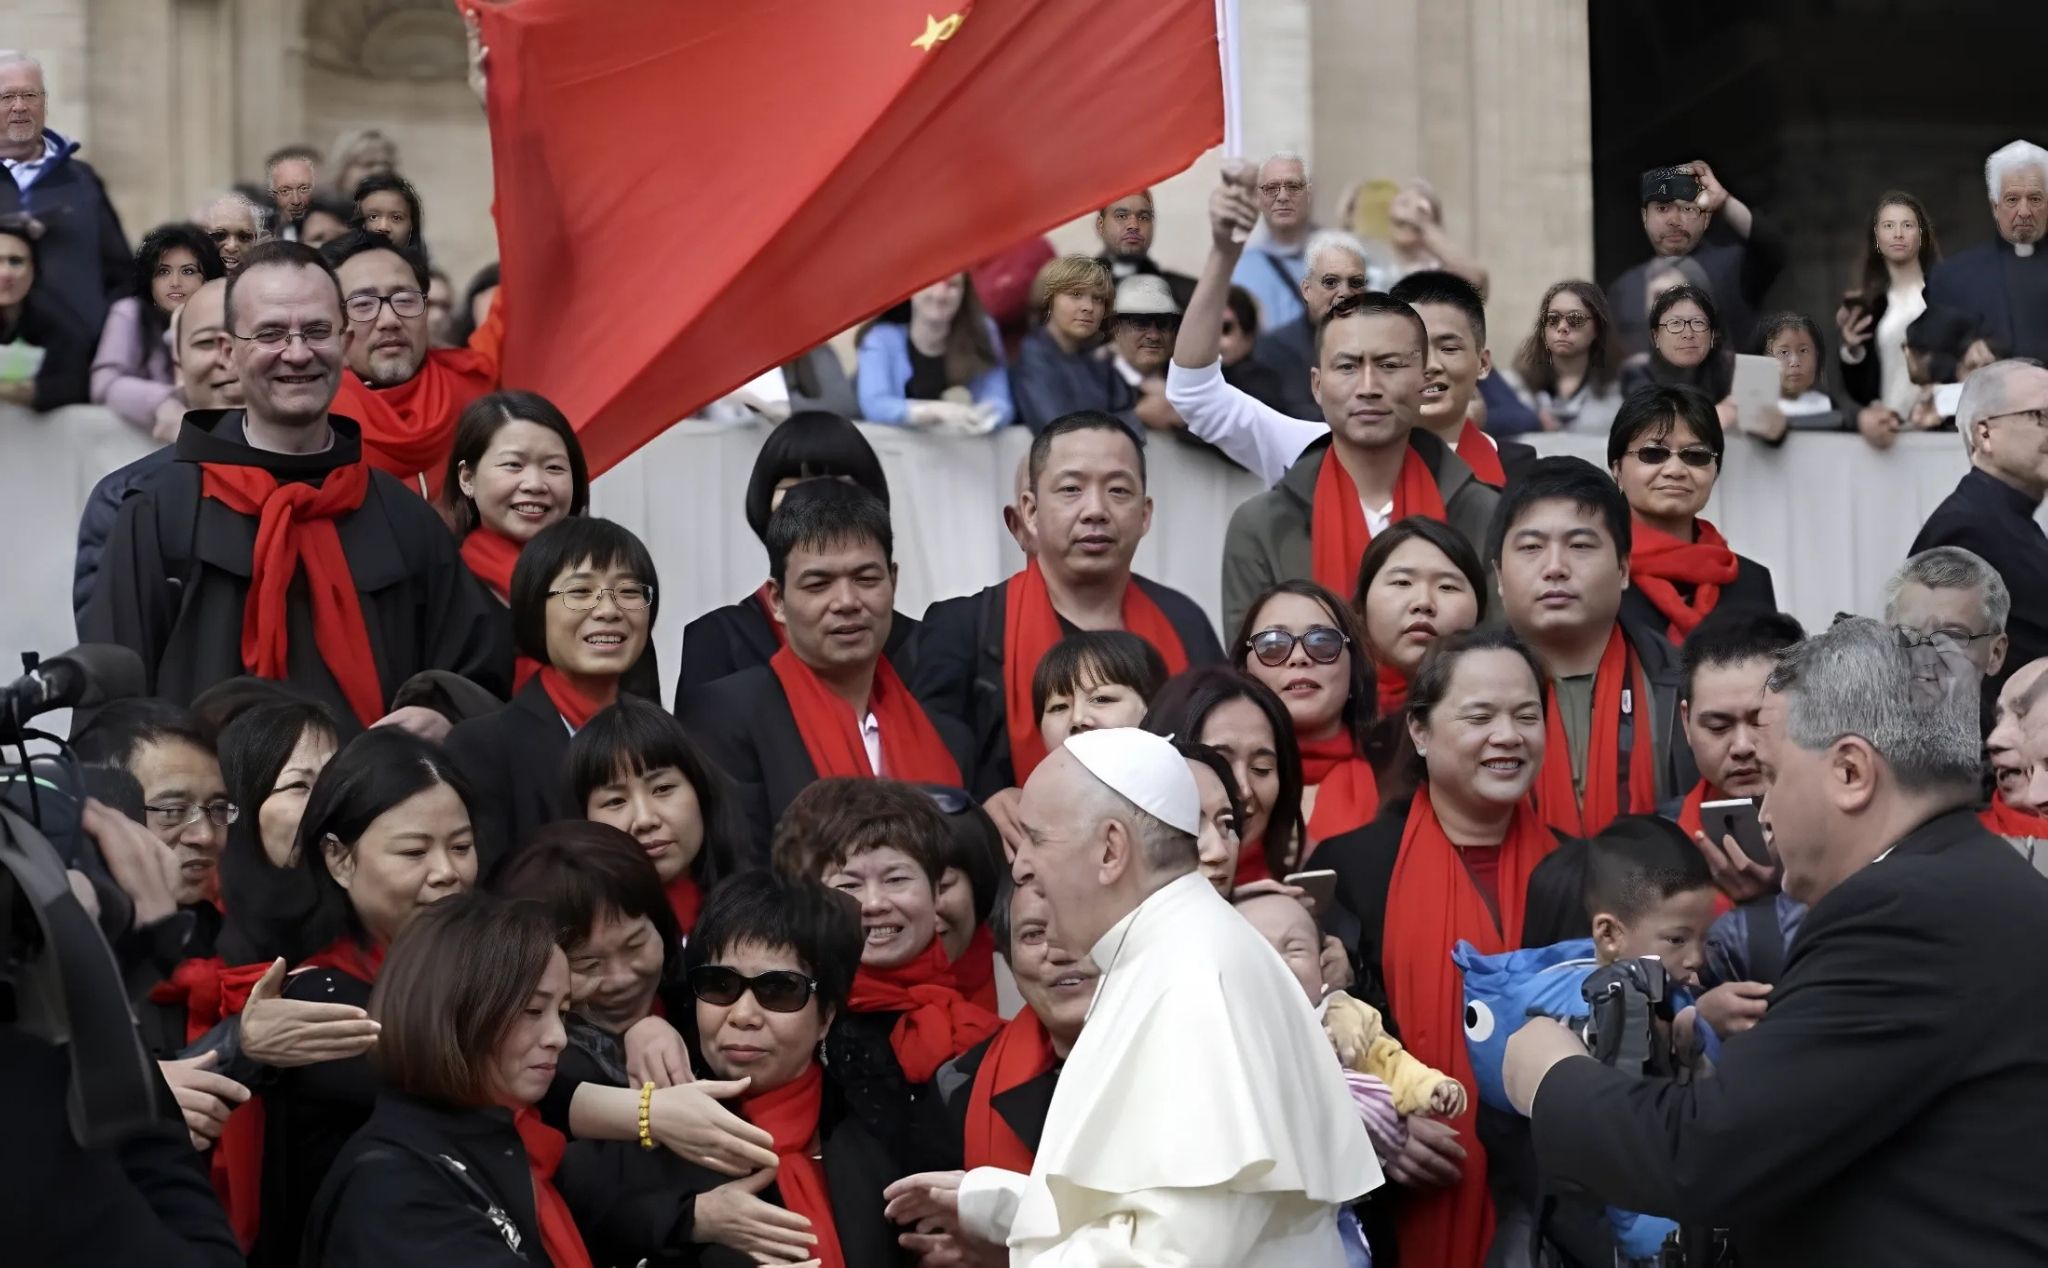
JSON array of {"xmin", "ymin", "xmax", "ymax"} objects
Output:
[{"xmin": 1219, "ymin": 428, "xmax": 1500, "ymax": 637}]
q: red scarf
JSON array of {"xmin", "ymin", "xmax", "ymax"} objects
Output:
[
  {"xmin": 963, "ymin": 1009, "xmax": 1057, "ymax": 1173},
  {"xmin": 538, "ymin": 666, "xmax": 611, "ymax": 731},
  {"xmin": 201, "ymin": 462, "xmax": 383, "ymax": 726},
  {"xmin": 333, "ymin": 347, "xmax": 497, "ymax": 482},
  {"xmin": 459, "ymin": 526, "xmax": 522, "ymax": 602},
  {"xmin": 512, "ymin": 1107, "xmax": 595, "ymax": 1268},
  {"xmin": 1001, "ymin": 560, "xmax": 1192, "ymax": 784},
  {"xmin": 149, "ymin": 956, "xmax": 271, "ymax": 1250},
  {"xmin": 1382, "ymin": 787, "xmax": 1559, "ymax": 1268},
  {"xmin": 1375, "ymin": 662, "xmax": 1409, "ymax": 718},
  {"xmin": 1299, "ymin": 732, "xmax": 1379, "ymax": 855},
  {"xmin": 949, "ymin": 923, "xmax": 999, "ymax": 1012},
  {"xmin": 1629, "ymin": 518, "xmax": 1740, "ymax": 642},
  {"xmin": 769, "ymin": 646, "xmax": 961, "ymax": 784},
  {"xmin": 665, "ymin": 874, "xmax": 703, "ymax": 934},
  {"xmin": 846, "ymin": 938, "xmax": 999, "ymax": 1083},
  {"xmin": 1455, "ymin": 420, "xmax": 1506, "ymax": 487},
  {"xmin": 1980, "ymin": 796, "xmax": 2048, "ymax": 839},
  {"xmin": 1310, "ymin": 445, "xmax": 1447, "ymax": 596},
  {"xmin": 739, "ymin": 1064, "xmax": 845, "ymax": 1268},
  {"xmin": 755, "ymin": 581, "xmax": 789, "ymax": 648},
  {"xmin": 1534, "ymin": 627, "xmax": 1658, "ymax": 837}
]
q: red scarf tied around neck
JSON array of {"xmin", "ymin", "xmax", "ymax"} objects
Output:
[
  {"xmin": 538, "ymin": 666, "xmax": 611, "ymax": 731},
  {"xmin": 1455, "ymin": 420, "xmax": 1507, "ymax": 487},
  {"xmin": 964, "ymin": 1008, "xmax": 1057, "ymax": 1173},
  {"xmin": 949, "ymin": 923, "xmax": 999, "ymax": 1012},
  {"xmin": 201, "ymin": 462, "xmax": 383, "ymax": 726},
  {"xmin": 1534, "ymin": 626, "xmax": 1659, "ymax": 837},
  {"xmin": 512, "ymin": 1107, "xmax": 595, "ymax": 1268},
  {"xmin": 1980, "ymin": 796, "xmax": 2048, "ymax": 840},
  {"xmin": 740, "ymin": 1064, "xmax": 846, "ymax": 1268},
  {"xmin": 1375, "ymin": 662, "xmax": 1410, "ymax": 718},
  {"xmin": 665, "ymin": 874, "xmax": 703, "ymax": 934},
  {"xmin": 1310, "ymin": 445, "xmax": 1447, "ymax": 597},
  {"xmin": 1001, "ymin": 560, "xmax": 1192, "ymax": 784},
  {"xmin": 332, "ymin": 346, "xmax": 497, "ymax": 482},
  {"xmin": 1381, "ymin": 787, "xmax": 1559, "ymax": 1268},
  {"xmin": 1630, "ymin": 518, "xmax": 1740, "ymax": 642},
  {"xmin": 1298, "ymin": 732, "xmax": 1379, "ymax": 857},
  {"xmin": 846, "ymin": 938, "xmax": 999, "ymax": 1083},
  {"xmin": 769, "ymin": 646, "xmax": 961, "ymax": 784}
]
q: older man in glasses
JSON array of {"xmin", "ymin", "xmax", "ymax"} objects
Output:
[
  {"xmin": 1228, "ymin": 151, "xmax": 1319, "ymax": 336},
  {"xmin": 1911, "ymin": 359, "xmax": 2048, "ymax": 696},
  {"xmin": 0, "ymin": 50, "xmax": 128, "ymax": 336},
  {"xmin": 81, "ymin": 239, "xmax": 505, "ymax": 724}
]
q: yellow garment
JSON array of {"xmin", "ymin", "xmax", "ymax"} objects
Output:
[{"xmin": 1323, "ymin": 992, "xmax": 1467, "ymax": 1118}]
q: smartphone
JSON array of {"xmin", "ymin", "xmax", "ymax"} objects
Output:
[
  {"xmin": 1700, "ymin": 798, "xmax": 1773, "ymax": 866},
  {"xmin": 1283, "ymin": 868, "xmax": 1339, "ymax": 916}
]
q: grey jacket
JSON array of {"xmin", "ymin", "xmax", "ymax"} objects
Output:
[{"xmin": 1219, "ymin": 427, "xmax": 1499, "ymax": 636}]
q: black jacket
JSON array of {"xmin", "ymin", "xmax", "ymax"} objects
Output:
[
  {"xmin": 1912, "ymin": 467, "xmax": 2048, "ymax": 696},
  {"xmin": 1837, "ymin": 287, "xmax": 1911, "ymax": 407},
  {"xmin": 0, "ymin": 283, "xmax": 94, "ymax": 410},
  {"xmin": 676, "ymin": 591, "xmax": 920, "ymax": 697},
  {"xmin": 1926, "ymin": 239, "xmax": 2048, "ymax": 364},
  {"xmin": 259, "ymin": 968, "xmax": 379, "ymax": 1267},
  {"xmin": 78, "ymin": 412, "xmax": 510, "ymax": 721},
  {"xmin": 1532, "ymin": 808, "xmax": 2048, "ymax": 1266},
  {"xmin": 1248, "ymin": 315, "xmax": 1324, "ymax": 420},
  {"xmin": 1607, "ymin": 216, "xmax": 1787, "ymax": 357},
  {"xmin": 0, "ymin": 129, "xmax": 129, "ymax": 336},
  {"xmin": 678, "ymin": 663, "xmax": 818, "ymax": 859},
  {"xmin": 930, "ymin": 1032, "xmax": 1061, "ymax": 1171},
  {"xmin": 1616, "ymin": 551, "xmax": 1777, "ymax": 657},
  {"xmin": 444, "ymin": 676, "xmax": 576, "ymax": 876},
  {"xmin": 73, "ymin": 439, "xmax": 176, "ymax": 623},
  {"xmin": 910, "ymin": 574, "xmax": 1225, "ymax": 798},
  {"xmin": 823, "ymin": 1009, "xmax": 959, "ymax": 1177}
]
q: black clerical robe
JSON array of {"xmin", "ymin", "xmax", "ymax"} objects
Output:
[
  {"xmin": 1926, "ymin": 239, "xmax": 2048, "ymax": 363},
  {"xmin": 79, "ymin": 411, "xmax": 508, "ymax": 723}
]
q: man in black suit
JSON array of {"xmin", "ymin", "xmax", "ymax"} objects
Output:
[
  {"xmin": 1504, "ymin": 616, "xmax": 2048, "ymax": 1267},
  {"xmin": 911, "ymin": 412, "xmax": 1223, "ymax": 801},
  {"xmin": 1910, "ymin": 358, "xmax": 2048, "ymax": 695},
  {"xmin": 1925, "ymin": 141, "xmax": 2048, "ymax": 362}
]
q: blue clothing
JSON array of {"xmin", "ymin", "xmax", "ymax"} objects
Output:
[
  {"xmin": 1704, "ymin": 892, "xmax": 1808, "ymax": 988},
  {"xmin": 0, "ymin": 128, "xmax": 129, "ymax": 337},
  {"xmin": 1231, "ymin": 238, "xmax": 1309, "ymax": 331},
  {"xmin": 1008, "ymin": 327, "xmax": 1137, "ymax": 436},
  {"xmin": 74, "ymin": 442, "xmax": 177, "ymax": 626},
  {"xmin": 854, "ymin": 318, "xmax": 1014, "ymax": 427},
  {"xmin": 1478, "ymin": 371, "xmax": 1543, "ymax": 436}
]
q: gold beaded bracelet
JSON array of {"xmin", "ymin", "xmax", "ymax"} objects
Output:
[{"xmin": 637, "ymin": 1080, "xmax": 656, "ymax": 1151}]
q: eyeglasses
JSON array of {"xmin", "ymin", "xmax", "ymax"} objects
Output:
[
  {"xmin": 1892, "ymin": 625, "xmax": 1999, "ymax": 656},
  {"xmin": 1981, "ymin": 407, "xmax": 2048, "ymax": 430},
  {"xmin": 1658, "ymin": 317, "xmax": 1711, "ymax": 335},
  {"xmin": 1116, "ymin": 313, "xmax": 1179, "ymax": 332},
  {"xmin": 344, "ymin": 289, "xmax": 427, "ymax": 323},
  {"xmin": 143, "ymin": 800, "xmax": 240, "ymax": 831},
  {"xmin": 549, "ymin": 584, "xmax": 654, "ymax": 611},
  {"xmin": 0, "ymin": 91, "xmax": 44, "ymax": 107},
  {"xmin": 272, "ymin": 184, "xmax": 313, "ymax": 198},
  {"xmin": 1625, "ymin": 443, "xmax": 1718, "ymax": 469},
  {"xmin": 1542, "ymin": 311, "xmax": 1592, "ymax": 330},
  {"xmin": 1259, "ymin": 180, "xmax": 1308, "ymax": 198},
  {"xmin": 232, "ymin": 323, "xmax": 338, "ymax": 349},
  {"xmin": 1247, "ymin": 625, "xmax": 1349, "ymax": 667},
  {"xmin": 688, "ymin": 965, "xmax": 819, "ymax": 1013}
]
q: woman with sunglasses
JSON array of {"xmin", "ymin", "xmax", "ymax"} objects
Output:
[
  {"xmin": 1619, "ymin": 283, "xmax": 1737, "ymax": 430},
  {"xmin": 1353, "ymin": 519, "xmax": 1487, "ymax": 719},
  {"xmin": 1144, "ymin": 665, "xmax": 1305, "ymax": 888},
  {"xmin": 1234, "ymin": 580, "xmax": 1380, "ymax": 857},
  {"xmin": 1606, "ymin": 386, "xmax": 1776, "ymax": 651},
  {"xmin": 1512, "ymin": 280, "xmax": 1624, "ymax": 434},
  {"xmin": 446, "ymin": 517, "xmax": 660, "ymax": 874},
  {"xmin": 306, "ymin": 891, "xmax": 783, "ymax": 1268}
]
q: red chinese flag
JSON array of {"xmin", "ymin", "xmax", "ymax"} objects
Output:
[{"xmin": 471, "ymin": 0, "xmax": 1223, "ymax": 473}]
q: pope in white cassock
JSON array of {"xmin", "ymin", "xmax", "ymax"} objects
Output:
[{"xmin": 891, "ymin": 727, "xmax": 1383, "ymax": 1265}]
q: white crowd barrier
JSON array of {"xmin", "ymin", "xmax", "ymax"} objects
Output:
[{"xmin": 1, "ymin": 404, "xmax": 2021, "ymax": 708}]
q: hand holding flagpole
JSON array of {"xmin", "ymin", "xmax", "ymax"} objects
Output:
[{"xmin": 1214, "ymin": 0, "xmax": 1251, "ymax": 243}]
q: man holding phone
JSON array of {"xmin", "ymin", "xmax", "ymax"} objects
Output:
[{"xmin": 1607, "ymin": 161, "xmax": 1785, "ymax": 357}]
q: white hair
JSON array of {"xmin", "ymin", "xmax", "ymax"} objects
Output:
[
  {"xmin": 1986, "ymin": 140, "xmax": 2048, "ymax": 202},
  {"xmin": 1301, "ymin": 228, "xmax": 1370, "ymax": 282},
  {"xmin": 1767, "ymin": 617, "xmax": 1980, "ymax": 794},
  {"xmin": 194, "ymin": 190, "xmax": 274, "ymax": 238},
  {"xmin": 0, "ymin": 51, "xmax": 44, "ymax": 80},
  {"xmin": 1259, "ymin": 150, "xmax": 1312, "ymax": 186},
  {"xmin": 1955, "ymin": 356, "xmax": 2047, "ymax": 454},
  {"xmin": 1884, "ymin": 546, "xmax": 2012, "ymax": 634}
]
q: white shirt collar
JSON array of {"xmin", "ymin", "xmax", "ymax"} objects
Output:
[
  {"xmin": 2016, "ymin": 242, "xmax": 2037, "ymax": 259},
  {"xmin": 860, "ymin": 710, "xmax": 883, "ymax": 777}
]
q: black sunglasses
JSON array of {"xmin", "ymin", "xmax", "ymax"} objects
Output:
[
  {"xmin": 687, "ymin": 965, "xmax": 819, "ymax": 1014},
  {"xmin": 1247, "ymin": 625, "xmax": 1349, "ymax": 668},
  {"xmin": 1625, "ymin": 443, "xmax": 1717, "ymax": 469}
]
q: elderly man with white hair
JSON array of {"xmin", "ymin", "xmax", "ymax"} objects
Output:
[
  {"xmin": 1927, "ymin": 140, "xmax": 2048, "ymax": 361},
  {"xmin": 1506, "ymin": 616, "xmax": 2048, "ymax": 1265},
  {"xmin": 1250, "ymin": 226, "xmax": 1374, "ymax": 420},
  {"xmin": 192, "ymin": 190, "xmax": 272, "ymax": 273},
  {"xmin": 885, "ymin": 727, "xmax": 1381, "ymax": 1265},
  {"xmin": 1911, "ymin": 357, "xmax": 2048, "ymax": 691},
  {"xmin": 1229, "ymin": 150, "xmax": 1319, "ymax": 332},
  {"xmin": 0, "ymin": 49, "xmax": 127, "ymax": 336}
]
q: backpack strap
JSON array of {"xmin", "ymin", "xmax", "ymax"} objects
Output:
[{"xmin": 312, "ymin": 1142, "xmax": 531, "ymax": 1262}]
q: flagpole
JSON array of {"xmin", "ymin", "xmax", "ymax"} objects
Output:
[{"xmin": 1214, "ymin": 0, "xmax": 1248, "ymax": 241}]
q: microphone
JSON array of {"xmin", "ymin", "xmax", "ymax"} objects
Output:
[{"xmin": 0, "ymin": 645, "xmax": 146, "ymax": 737}]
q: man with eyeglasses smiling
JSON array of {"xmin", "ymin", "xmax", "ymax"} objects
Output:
[
  {"xmin": 1227, "ymin": 151, "xmax": 1319, "ymax": 335},
  {"xmin": 0, "ymin": 49, "xmax": 129, "ymax": 338},
  {"xmin": 81, "ymin": 239, "xmax": 506, "ymax": 727},
  {"xmin": 1913, "ymin": 358, "xmax": 2048, "ymax": 692}
]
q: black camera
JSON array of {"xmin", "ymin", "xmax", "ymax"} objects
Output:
[{"xmin": 1579, "ymin": 956, "xmax": 1677, "ymax": 1078}]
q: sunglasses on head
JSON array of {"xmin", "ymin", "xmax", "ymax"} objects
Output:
[
  {"xmin": 1625, "ymin": 443, "xmax": 1718, "ymax": 469},
  {"xmin": 687, "ymin": 965, "xmax": 819, "ymax": 1013},
  {"xmin": 1247, "ymin": 625, "xmax": 1348, "ymax": 667}
]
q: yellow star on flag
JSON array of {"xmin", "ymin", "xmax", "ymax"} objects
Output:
[{"xmin": 912, "ymin": 12, "xmax": 964, "ymax": 52}]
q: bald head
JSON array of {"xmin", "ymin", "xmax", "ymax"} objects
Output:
[{"xmin": 172, "ymin": 278, "xmax": 240, "ymax": 410}]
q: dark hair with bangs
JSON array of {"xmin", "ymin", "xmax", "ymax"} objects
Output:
[
  {"xmin": 1485, "ymin": 455, "xmax": 1632, "ymax": 567},
  {"xmin": 441, "ymin": 390, "xmax": 591, "ymax": 537},
  {"xmin": 1606, "ymin": 383, "xmax": 1725, "ymax": 466},
  {"xmin": 1143, "ymin": 666, "xmax": 1303, "ymax": 881},
  {"xmin": 216, "ymin": 700, "xmax": 347, "ymax": 961},
  {"xmin": 509, "ymin": 518, "xmax": 660, "ymax": 664},
  {"xmin": 743, "ymin": 410, "xmax": 890, "ymax": 545},
  {"xmin": 923, "ymin": 786, "xmax": 1003, "ymax": 927},
  {"xmin": 319, "ymin": 226, "xmax": 431, "ymax": 291},
  {"xmin": 350, "ymin": 171, "xmax": 426, "ymax": 247},
  {"xmin": 564, "ymin": 698, "xmax": 741, "ymax": 891},
  {"xmin": 494, "ymin": 820, "xmax": 684, "ymax": 956},
  {"xmin": 70, "ymin": 698, "xmax": 214, "ymax": 770},
  {"xmin": 770, "ymin": 777, "xmax": 950, "ymax": 886},
  {"xmin": 1030, "ymin": 629, "xmax": 1170, "ymax": 721},
  {"xmin": 132, "ymin": 222, "xmax": 225, "ymax": 354},
  {"xmin": 1232, "ymin": 579, "xmax": 1376, "ymax": 754},
  {"xmin": 371, "ymin": 892, "xmax": 560, "ymax": 1105},
  {"xmin": 764, "ymin": 479, "xmax": 893, "ymax": 587},
  {"xmin": 686, "ymin": 870, "xmax": 864, "ymax": 1018}
]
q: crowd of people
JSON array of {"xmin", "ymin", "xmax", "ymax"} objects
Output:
[{"xmin": 11, "ymin": 34, "xmax": 2048, "ymax": 1268}]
